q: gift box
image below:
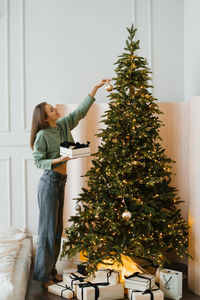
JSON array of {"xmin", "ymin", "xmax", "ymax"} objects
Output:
[
  {"xmin": 128, "ymin": 285, "xmax": 164, "ymax": 300},
  {"xmin": 63, "ymin": 271, "xmax": 87, "ymax": 294},
  {"xmin": 76, "ymin": 261, "xmax": 88, "ymax": 276},
  {"xmin": 77, "ymin": 281, "xmax": 124, "ymax": 300},
  {"xmin": 63, "ymin": 268, "xmax": 77, "ymax": 275},
  {"xmin": 48, "ymin": 282, "xmax": 75, "ymax": 299},
  {"xmin": 94, "ymin": 268, "xmax": 121, "ymax": 285},
  {"xmin": 125, "ymin": 272, "xmax": 155, "ymax": 291},
  {"xmin": 160, "ymin": 269, "xmax": 182, "ymax": 300},
  {"xmin": 60, "ymin": 141, "xmax": 91, "ymax": 158}
]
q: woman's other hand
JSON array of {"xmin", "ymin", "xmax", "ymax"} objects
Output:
[
  {"xmin": 59, "ymin": 155, "xmax": 72, "ymax": 162},
  {"xmin": 51, "ymin": 155, "xmax": 72, "ymax": 167}
]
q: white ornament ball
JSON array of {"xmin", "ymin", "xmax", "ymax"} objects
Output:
[
  {"xmin": 122, "ymin": 210, "xmax": 132, "ymax": 220},
  {"xmin": 105, "ymin": 83, "xmax": 114, "ymax": 92},
  {"xmin": 75, "ymin": 204, "xmax": 81, "ymax": 211}
]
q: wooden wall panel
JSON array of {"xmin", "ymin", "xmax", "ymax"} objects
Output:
[
  {"xmin": 0, "ymin": 0, "xmax": 10, "ymax": 131},
  {"xmin": 158, "ymin": 102, "xmax": 188, "ymax": 220},
  {"xmin": 56, "ymin": 102, "xmax": 188, "ymax": 232},
  {"xmin": 188, "ymin": 97, "xmax": 200, "ymax": 295},
  {"xmin": 0, "ymin": 157, "xmax": 11, "ymax": 225}
]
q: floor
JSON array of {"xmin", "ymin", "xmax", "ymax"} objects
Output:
[{"xmin": 25, "ymin": 267, "xmax": 200, "ymax": 300}]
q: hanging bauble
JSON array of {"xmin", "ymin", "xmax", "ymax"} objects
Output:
[
  {"xmin": 75, "ymin": 204, "xmax": 81, "ymax": 211},
  {"xmin": 105, "ymin": 82, "xmax": 114, "ymax": 92},
  {"xmin": 122, "ymin": 210, "xmax": 131, "ymax": 220}
]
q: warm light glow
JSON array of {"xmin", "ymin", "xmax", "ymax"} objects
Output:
[
  {"xmin": 188, "ymin": 213, "xmax": 194, "ymax": 227},
  {"xmin": 80, "ymin": 252, "xmax": 141, "ymax": 281},
  {"xmin": 97, "ymin": 255, "xmax": 142, "ymax": 281}
]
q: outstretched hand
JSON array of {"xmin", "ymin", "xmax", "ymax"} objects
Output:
[
  {"xmin": 96, "ymin": 78, "xmax": 111, "ymax": 88},
  {"xmin": 89, "ymin": 78, "xmax": 111, "ymax": 99}
]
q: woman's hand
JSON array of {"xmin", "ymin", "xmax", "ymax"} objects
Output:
[
  {"xmin": 59, "ymin": 155, "xmax": 72, "ymax": 162},
  {"xmin": 89, "ymin": 78, "xmax": 111, "ymax": 99},
  {"xmin": 95, "ymin": 78, "xmax": 111, "ymax": 89},
  {"xmin": 52, "ymin": 155, "xmax": 72, "ymax": 166}
]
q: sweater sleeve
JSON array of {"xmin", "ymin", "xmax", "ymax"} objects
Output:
[
  {"xmin": 32, "ymin": 131, "xmax": 52, "ymax": 170},
  {"xmin": 58, "ymin": 94, "xmax": 95, "ymax": 130}
]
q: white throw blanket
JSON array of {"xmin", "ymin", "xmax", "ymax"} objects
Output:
[{"xmin": 0, "ymin": 231, "xmax": 25, "ymax": 299}]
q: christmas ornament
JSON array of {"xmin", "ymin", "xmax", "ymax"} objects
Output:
[
  {"xmin": 75, "ymin": 204, "xmax": 81, "ymax": 211},
  {"xmin": 122, "ymin": 210, "xmax": 132, "ymax": 220},
  {"xmin": 105, "ymin": 81, "xmax": 114, "ymax": 92}
]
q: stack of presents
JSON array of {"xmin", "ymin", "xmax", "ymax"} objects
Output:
[{"xmin": 48, "ymin": 263, "xmax": 183, "ymax": 300}]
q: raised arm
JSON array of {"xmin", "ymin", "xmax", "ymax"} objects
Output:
[
  {"xmin": 58, "ymin": 78, "xmax": 111, "ymax": 130},
  {"xmin": 88, "ymin": 78, "xmax": 110, "ymax": 98},
  {"xmin": 64, "ymin": 94, "xmax": 95, "ymax": 130}
]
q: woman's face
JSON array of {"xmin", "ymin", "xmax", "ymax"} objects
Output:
[{"xmin": 45, "ymin": 103, "xmax": 61, "ymax": 123}]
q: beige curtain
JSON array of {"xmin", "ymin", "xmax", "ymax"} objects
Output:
[
  {"xmin": 56, "ymin": 102, "xmax": 188, "ymax": 225},
  {"xmin": 56, "ymin": 103, "xmax": 108, "ymax": 227},
  {"xmin": 56, "ymin": 99, "xmax": 200, "ymax": 295}
]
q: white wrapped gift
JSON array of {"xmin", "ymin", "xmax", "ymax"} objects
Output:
[
  {"xmin": 94, "ymin": 269, "xmax": 121, "ymax": 285},
  {"xmin": 125, "ymin": 272, "xmax": 155, "ymax": 291},
  {"xmin": 48, "ymin": 282, "xmax": 75, "ymax": 299},
  {"xmin": 155, "ymin": 268, "xmax": 161, "ymax": 284},
  {"xmin": 63, "ymin": 272, "xmax": 87, "ymax": 294},
  {"xmin": 60, "ymin": 145, "xmax": 91, "ymax": 158},
  {"xmin": 63, "ymin": 268, "xmax": 77, "ymax": 274},
  {"xmin": 128, "ymin": 284, "xmax": 164, "ymax": 300},
  {"xmin": 160, "ymin": 269, "xmax": 182, "ymax": 300},
  {"xmin": 77, "ymin": 282, "xmax": 124, "ymax": 300}
]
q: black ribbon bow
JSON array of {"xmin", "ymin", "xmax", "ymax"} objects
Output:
[
  {"xmin": 125, "ymin": 272, "xmax": 153, "ymax": 289},
  {"xmin": 69, "ymin": 272, "xmax": 86, "ymax": 289},
  {"xmin": 60, "ymin": 141, "xmax": 90, "ymax": 149},
  {"xmin": 55, "ymin": 283, "xmax": 75, "ymax": 298},
  {"xmin": 78, "ymin": 281, "xmax": 110, "ymax": 300},
  {"xmin": 99, "ymin": 268, "xmax": 120, "ymax": 284},
  {"xmin": 131, "ymin": 287, "xmax": 159, "ymax": 300}
]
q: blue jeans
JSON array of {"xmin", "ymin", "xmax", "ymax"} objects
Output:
[{"xmin": 33, "ymin": 170, "xmax": 67, "ymax": 282}]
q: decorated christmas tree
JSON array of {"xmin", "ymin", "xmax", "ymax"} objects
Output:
[{"xmin": 62, "ymin": 25, "xmax": 189, "ymax": 273}]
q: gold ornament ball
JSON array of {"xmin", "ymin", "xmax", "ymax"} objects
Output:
[
  {"xmin": 75, "ymin": 204, "xmax": 81, "ymax": 211},
  {"xmin": 122, "ymin": 210, "xmax": 132, "ymax": 220},
  {"xmin": 105, "ymin": 83, "xmax": 114, "ymax": 92}
]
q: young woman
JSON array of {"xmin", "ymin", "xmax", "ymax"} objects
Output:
[{"xmin": 30, "ymin": 78, "xmax": 110, "ymax": 288}]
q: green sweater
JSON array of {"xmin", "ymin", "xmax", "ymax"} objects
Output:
[{"xmin": 32, "ymin": 95, "xmax": 95, "ymax": 170}]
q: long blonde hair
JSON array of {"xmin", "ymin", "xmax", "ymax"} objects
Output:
[{"xmin": 30, "ymin": 102, "xmax": 48, "ymax": 149}]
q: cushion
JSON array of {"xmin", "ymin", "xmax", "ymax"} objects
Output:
[{"xmin": 0, "ymin": 225, "xmax": 25, "ymax": 234}]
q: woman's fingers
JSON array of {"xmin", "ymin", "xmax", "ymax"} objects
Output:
[
  {"xmin": 60, "ymin": 155, "xmax": 71, "ymax": 162},
  {"xmin": 102, "ymin": 78, "xmax": 111, "ymax": 83},
  {"xmin": 97, "ymin": 78, "xmax": 111, "ymax": 88}
]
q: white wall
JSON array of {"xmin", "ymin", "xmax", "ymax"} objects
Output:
[
  {"xmin": 184, "ymin": 0, "xmax": 200, "ymax": 102},
  {"xmin": 136, "ymin": 0, "xmax": 184, "ymax": 102},
  {"xmin": 24, "ymin": 0, "xmax": 185, "ymax": 129},
  {"xmin": 25, "ymin": 0, "xmax": 133, "ymax": 129},
  {"xmin": 0, "ymin": 0, "xmax": 187, "ymax": 233}
]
